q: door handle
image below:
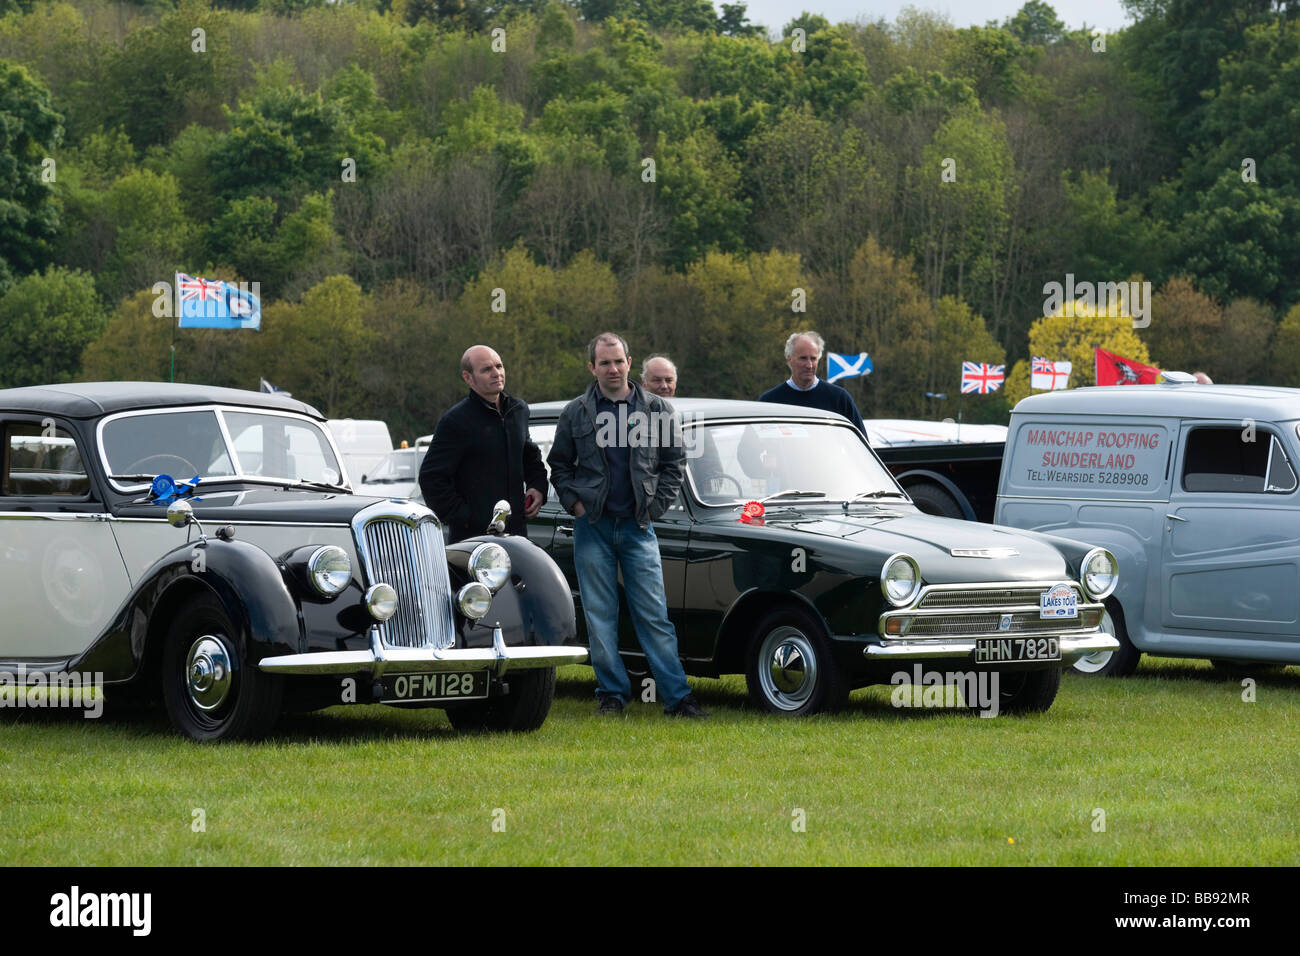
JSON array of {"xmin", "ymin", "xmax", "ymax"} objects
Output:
[
  {"xmin": 1165, "ymin": 514, "xmax": 1188, "ymax": 522},
  {"xmin": 557, "ymin": 524, "xmax": 574, "ymax": 536}
]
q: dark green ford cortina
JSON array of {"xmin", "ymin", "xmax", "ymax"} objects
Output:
[{"xmin": 526, "ymin": 398, "xmax": 1120, "ymax": 716}]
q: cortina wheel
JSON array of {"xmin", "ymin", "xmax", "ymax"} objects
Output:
[{"xmin": 745, "ymin": 606, "xmax": 849, "ymax": 715}]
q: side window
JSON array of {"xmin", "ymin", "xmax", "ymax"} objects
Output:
[
  {"xmin": 3, "ymin": 422, "xmax": 91, "ymax": 497},
  {"xmin": 1181, "ymin": 426, "xmax": 1295, "ymax": 494},
  {"xmin": 528, "ymin": 425, "xmax": 558, "ymax": 504}
]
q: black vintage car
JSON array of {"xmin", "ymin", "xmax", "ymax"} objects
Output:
[
  {"xmin": 527, "ymin": 398, "xmax": 1120, "ymax": 716},
  {"xmin": 0, "ymin": 382, "xmax": 583, "ymax": 741}
]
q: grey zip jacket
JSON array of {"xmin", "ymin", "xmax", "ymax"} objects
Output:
[{"xmin": 547, "ymin": 381, "xmax": 685, "ymax": 529}]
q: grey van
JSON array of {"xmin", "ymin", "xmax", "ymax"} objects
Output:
[{"xmin": 995, "ymin": 381, "xmax": 1300, "ymax": 676}]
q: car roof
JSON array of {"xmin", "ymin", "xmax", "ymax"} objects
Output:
[
  {"xmin": 1012, "ymin": 383, "xmax": 1300, "ymax": 422},
  {"xmin": 528, "ymin": 396, "xmax": 850, "ymax": 422},
  {"xmin": 0, "ymin": 382, "xmax": 324, "ymax": 420}
]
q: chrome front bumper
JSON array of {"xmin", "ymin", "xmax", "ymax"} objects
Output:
[
  {"xmin": 863, "ymin": 633, "xmax": 1119, "ymax": 664},
  {"xmin": 259, "ymin": 627, "xmax": 587, "ymax": 677}
]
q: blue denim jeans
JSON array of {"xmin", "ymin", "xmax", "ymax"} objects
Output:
[{"xmin": 573, "ymin": 514, "xmax": 692, "ymax": 709}]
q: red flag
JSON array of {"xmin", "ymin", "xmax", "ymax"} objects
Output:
[{"xmin": 1095, "ymin": 347, "xmax": 1162, "ymax": 386}]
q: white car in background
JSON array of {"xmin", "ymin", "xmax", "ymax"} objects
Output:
[
  {"xmin": 327, "ymin": 419, "xmax": 393, "ymax": 486},
  {"xmin": 356, "ymin": 446, "xmax": 425, "ymax": 502}
]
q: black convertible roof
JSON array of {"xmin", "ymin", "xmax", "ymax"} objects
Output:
[{"xmin": 0, "ymin": 382, "xmax": 324, "ymax": 420}]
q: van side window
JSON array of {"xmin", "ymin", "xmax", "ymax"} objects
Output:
[
  {"xmin": 3, "ymin": 423, "xmax": 91, "ymax": 497},
  {"xmin": 1181, "ymin": 427, "xmax": 1295, "ymax": 494}
]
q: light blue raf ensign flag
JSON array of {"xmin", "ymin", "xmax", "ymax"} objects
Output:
[
  {"xmin": 827, "ymin": 351, "xmax": 873, "ymax": 384},
  {"xmin": 176, "ymin": 273, "xmax": 261, "ymax": 330}
]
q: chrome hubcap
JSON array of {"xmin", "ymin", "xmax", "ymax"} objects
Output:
[
  {"xmin": 759, "ymin": 627, "xmax": 818, "ymax": 710},
  {"xmin": 770, "ymin": 641, "xmax": 808, "ymax": 693},
  {"xmin": 186, "ymin": 636, "xmax": 232, "ymax": 711}
]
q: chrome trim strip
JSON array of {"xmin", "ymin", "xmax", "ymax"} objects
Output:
[
  {"xmin": 258, "ymin": 644, "xmax": 588, "ymax": 676},
  {"xmin": 863, "ymin": 633, "xmax": 1119, "ymax": 662}
]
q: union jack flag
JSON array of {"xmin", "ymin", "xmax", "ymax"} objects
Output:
[
  {"xmin": 177, "ymin": 273, "xmax": 224, "ymax": 302},
  {"xmin": 961, "ymin": 362, "xmax": 1005, "ymax": 394},
  {"xmin": 1032, "ymin": 357, "xmax": 1054, "ymax": 375}
]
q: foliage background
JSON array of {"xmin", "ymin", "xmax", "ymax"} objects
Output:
[{"xmin": 1, "ymin": 0, "xmax": 1297, "ymax": 438}]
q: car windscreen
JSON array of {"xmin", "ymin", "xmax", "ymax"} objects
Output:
[
  {"xmin": 363, "ymin": 449, "xmax": 422, "ymax": 482},
  {"xmin": 686, "ymin": 420, "xmax": 901, "ymax": 505},
  {"xmin": 101, "ymin": 408, "xmax": 342, "ymax": 487}
]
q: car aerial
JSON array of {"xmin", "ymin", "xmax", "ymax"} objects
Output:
[
  {"xmin": 525, "ymin": 398, "xmax": 1120, "ymax": 716},
  {"xmin": 0, "ymin": 382, "xmax": 583, "ymax": 741},
  {"xmin": 996, "ymin": 378, "xmax": 1300, "ymax": 678}
]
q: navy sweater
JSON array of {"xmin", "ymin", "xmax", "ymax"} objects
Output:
[{"xmin": 757, "ymin": 380, "xmax": 866, "ymax": 435}]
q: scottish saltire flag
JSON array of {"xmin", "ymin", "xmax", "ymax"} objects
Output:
[
  {"xmin": 1031, "ymin": 356, "xmax": 1072, "ymax": 391},
  {"xmin": 960, "ymin": 361, "xmax": 1004, "ymax": 394},
  {"xmin": 260, "ymin": 377, "xmax": 291, "ymax": 396},
  {"xmin": 176, "ymin": 273, "xmax": 261, "ymax": 330},
  {"xmin": 827, "ymin": 351, "xmax": 873, "ymax": 384}
]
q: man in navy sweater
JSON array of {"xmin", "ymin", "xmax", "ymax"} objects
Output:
[{"xmin": 757, "ymin": 331, "xmax": 866, "ymax": 435}]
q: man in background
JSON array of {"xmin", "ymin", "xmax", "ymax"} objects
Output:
[
  {"xmin": 419, "ymin": 344, "xmax": 547, "ymax": 542},
  {"xmin": 641, "ymin": 354, "xmax": 678, "ymax": 399},
  {"xmin": 758, "ymin": 331, "xmax": 866, "ymax": 435}
]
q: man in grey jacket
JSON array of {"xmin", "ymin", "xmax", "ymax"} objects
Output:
[{"xmin": 547, "ymin": 332, "xmax": 708, "ymax": 718}]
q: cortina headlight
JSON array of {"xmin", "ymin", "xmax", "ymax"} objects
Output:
[
  {"xmin": 881, "ymin": 553, "xmax": 922, "ymax": 607},
  {"xmin": 469, "ymin": 542, "xmax": 511, "ymax": 592},
  {"xmin": 307, "ymin": 546, "xmax": 352, "ymax": 596},
  {"xmin": 1081, "ymin": 548, "xmax": 1118, "ymax": 600}
]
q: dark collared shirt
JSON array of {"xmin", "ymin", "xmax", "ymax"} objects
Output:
[{"xmin": 595, "ymin": 389, "xmax": 638, "ymax": 518}]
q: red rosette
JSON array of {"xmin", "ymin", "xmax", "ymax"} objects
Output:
[{"xmin": 739, "ymin": 500, "xmax": 766, "ymax": 525}]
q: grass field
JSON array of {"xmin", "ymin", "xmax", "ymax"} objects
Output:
[{"xmin": 2, "ymin": 658, "xmax": 1297, "ymax": 866}]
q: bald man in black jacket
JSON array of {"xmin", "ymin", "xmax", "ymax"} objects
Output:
[{"xmin": 419, "ymin": 345, "xmax": 548, "ymax": 542}]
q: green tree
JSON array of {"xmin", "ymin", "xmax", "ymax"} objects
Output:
[
  {"xmin": 656, "ymin": 128, "xmax": 748, "ymax": 269},
  {"xmin": 98, "ymin": 169, "xmax": 193, "ymax": 306},
  {"xmin": 457, "ymin": 246, "xmax": 619, "ymax": 401},
  {"xmin": 0, "ymin": 59, "xmax": 63, "ymax": 290},
  {"xmin": 1003, "ymin": 1, "xmax": 1065, "ymax": 46},
  {"xmin": 1270, "ymin": 303, "xmax": 1300, "ymax": 387},
  {"xmin": 0, "ymin": 266, "xmax": 104, "ymax": 387},
  {"xmin": 256, "ymin": 275, "xmax": 371, "ymax": 416}
]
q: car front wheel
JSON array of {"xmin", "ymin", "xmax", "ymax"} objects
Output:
[
  {"xmin": 988, "ymin": 667, "xmax": 1061, "ymax": 715},
  {"xmin": 446, "ymin": 666, "xmax": 556, "ymax": 733},
  {"xmin": 745, "ymin": 607, "xmax": 849, "ymax": 715},
  {"xmin": 1071, "ymin": 598, "xmax": 1140, "ymax": 677},
  {"xmin": 161, "ymin": 593, "xmax": 282, "ymax": 742}
]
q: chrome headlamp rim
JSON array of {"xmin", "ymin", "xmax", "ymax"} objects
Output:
[
  {"xmin": 457, "ymin": 582, "xmax": 492, "ymax": 620},
  {"xmin": 307, "ymin": 545, "xmax": 352, "ymax": 597},
  {"xmin": 1081, "ymin": 547, "xmax": 1118, "ymax": 600},
  {"xmin": 469, "ymin": 542, "xmax": 511, "ymax": 592},
  {"xmin": 364, "ymin": 582, "xmax": 398, "ymax": 621},
  {"xmin": 881, "ymin": 552, "xmax": 922, "ymax": 607}
]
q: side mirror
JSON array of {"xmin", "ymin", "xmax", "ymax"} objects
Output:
[
  {"xmin": 166, "ymin": 499, "xmax": 194, "ymax": 528},
  {"xmin": 487, "ymin": 499, "xmax": 511, "ymax": 535}
]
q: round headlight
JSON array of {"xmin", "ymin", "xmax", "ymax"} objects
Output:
[
  {"xmin": 469, "ymin": 542, "xmax": 511, "ymax": 592},
  {"xmin": 308, "ymin": 545, "xmax": 352, "ymax": 596},
  {"xmin": 457, "ymin": 582, "xmax": 492, "ymax": 620},
  {"xmin": 881, "ymin": 553, "xmax": 922, "ymax": 607},
  {"xmin": 1082, "ymin": 548, "xmax": 1118, "ymax": 600},
  {"xmin": 365, "ymin": 583, "xmax": 398, "ymax": 621}
]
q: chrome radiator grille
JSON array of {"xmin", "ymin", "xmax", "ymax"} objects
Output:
[
  {"xmin": 899, "ymin": 608, "xmax": 1102, "ymax": 638},
  {"xmin": 917, "ymin": 585, "xmax": 1084, "ymax": 609},
  {"xmin": 359, "ymin": 515, "xmax": 456, "ymax": 650}
]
